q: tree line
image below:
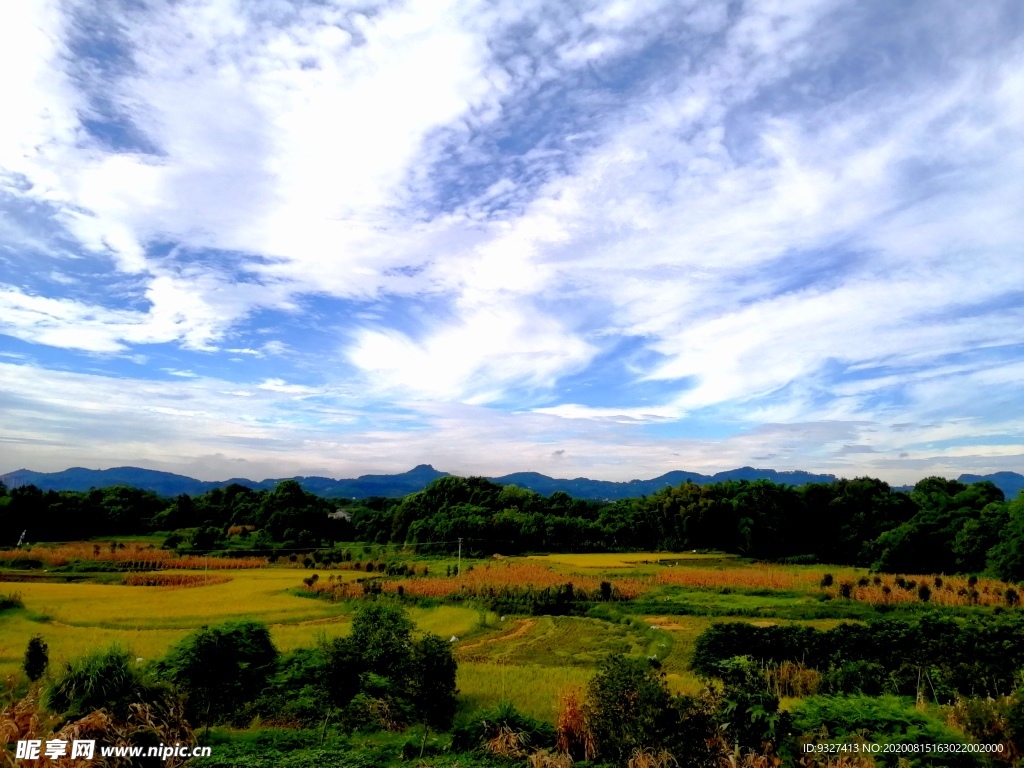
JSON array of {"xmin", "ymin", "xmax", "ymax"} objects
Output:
[
  {"xmin": 3, "ymin": 473, "xmax": 1023, "ymax": 578},
  {"xmin": 349, "ymin": 474, "xmax": 1024, "ymax": 579}
]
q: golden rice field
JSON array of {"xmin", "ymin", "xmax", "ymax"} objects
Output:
[
  {"xmin": 6, "ymin": 549, "xmax": 1017, "ymax": 725},
  {"xmin": 457, "ymin": 662, "xmax": 594, "ymax": 721},
  {"xmin": 525, "ymin": 552, "xmax": 729, "ymax": 569},
  {"xmin": 0, "ymin": 569, "xmax": 487, "ymax": 680},
  {"xmin": 0, "ymin": 542, "xmax": 265, "ymax": 569}
]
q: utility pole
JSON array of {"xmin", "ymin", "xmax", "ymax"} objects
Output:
[{"xmin": 457, "ymin": 538, "xmax": 462, "ymax": 577}]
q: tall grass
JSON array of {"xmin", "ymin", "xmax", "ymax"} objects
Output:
[{"xmin": 457, "ymin": 662, "xmax": 594, "ymax": 722}]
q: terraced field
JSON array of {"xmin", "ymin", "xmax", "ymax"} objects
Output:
[
  {"xmin": 4, "ymin": 548, "xmax": 997, "ymax": 725},
  {"xmin": 0, "ymin": 570, "xmax": 485, "ymax": 679}
]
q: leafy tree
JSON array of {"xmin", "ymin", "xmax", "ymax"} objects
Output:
[
  {"xmin": 714, "ymin": 656, "xmax": 790, "ymax": 752},
  {"xmin": 349, "ymin": 601, "xmax": 414, "ymax": 682},
  {"xmin": 323, "ymin": 636, "xmax": 362, "ymax": 710},
  {"xmin": 188, "ymin": 525, "xmax": 224, "ymax": 551},
  {"xmin": 23, "ymin": 635, "xmax": 48, "ymax": 682},
  {"xmin": 410, "ymin": 634, "xmax": 458, "ymax": 730},
  {"xmin": 584, "ymin": 654, "xmax": 676, "ymax": 764},
  {"xmin": 987, "ymin": 493, "xmax": 1024, "ymax": 581},
  {"xmin": 409, "ymin": 634, "xmax": 458, "ymax": 755},
  {"xmin": 156, "ymin": 620, "xmax": 278, "ymax": 728}
]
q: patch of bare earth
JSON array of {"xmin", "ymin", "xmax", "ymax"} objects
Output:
[{"xmin": 457, "ymin": 618, "xmax": 538, "ymax": 657}]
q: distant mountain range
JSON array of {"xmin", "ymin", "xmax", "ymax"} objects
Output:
[
  {"xmin": 959, "ymin": 472, "xmax": 1024, "ymax": 500},
  {"xmin": 1, "ymin": 464, "xmax": 1021, "ymax": 501}
]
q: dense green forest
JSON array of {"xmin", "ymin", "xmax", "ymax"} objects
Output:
[{"xmin": 2, "ymin": 473, "xmax": 1023, "ymax": 579}]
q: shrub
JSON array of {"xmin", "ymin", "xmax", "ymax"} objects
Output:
[
  {"xmin": 156, "ymin": 620, "xmax": 278, "ymax": 727},
  {"xmin": 584, "ymin": 655, "xmax": 676, "ymax": 764},
  {"xmin": 715, "ymin": 656, "xmax": 790, "ymax": 752},
  {"xmin": 349, "ymin": 601, "xmax": 414, "ymax": 682},
  {"xmin": 452, "ymin": 701, "xmax": 555, "ymax": 754},
  {"xmin": 248, "ymin": 647, "xmax": 328, "ymax": 726},
  {"xmin": 409, "ymin": 633, "xmax": 458, "ymax": 731},
  {"xmin": 24, "ymin": 635, "xmax": 48, "ymax": 682},
  {"xmin": 45, "ymin": 646, "xmax": 161, "ymax": 720},
  {"xmin": 791, "ymin": 695, "xmax": 986, "ymax": 767}
]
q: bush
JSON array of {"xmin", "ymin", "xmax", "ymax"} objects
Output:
[
  {"xmin": 349, "ymin": 601, "xmax": 414, "ymax": 683},
  {"xmin": 715, "ymin": 656, "xmax": 790, "ymax": 752},
  {"xmin": 45, "ymin": 646, "xmax": 161, "ymax": 719},
  {"xmin": 156, "ymin": 620, "xmax": 278, "ymax": 727},
  {"xmin": 791, "ymin": 695, "xmax": 987, "ymax": 767},
  {"xmin": 249, "ymin": 647, "xmax": 328, "ymax": 726},
  {"xmin": 820, "ymin": 661, "xmax": 885, "ymax": 696},
  {"xmin": 584, "ymin": 655, "xmax": 677, "ymax": 764},
  {"xmin": 452, "ymin": 701, "xmax": 555, "ymax": 754},
  {"xmin": 23, "ymin": 635, "xmax": 48, "ymax": 682},
  {"xmin": 409, "ymin": 633, "xmax": 458, "ymax": 731}
]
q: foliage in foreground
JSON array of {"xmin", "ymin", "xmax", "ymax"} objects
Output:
[
  {"xmin": 791, "ymin": 695, "xmax": 990, "ymax": 768},
  {"xmin": 156, "ymin": 620, "xmax": 278, "ymax": 729},
  {"xmin": 693, "ymin": 613, "xmax": 1024, "ymax": 699},
  {"xmin": 6, "ymin": 648, "xmax": 195, "ymax": 768},
  {"xmin": 45, "ymin": 647, "xmax": 165, "ymax": 721}
]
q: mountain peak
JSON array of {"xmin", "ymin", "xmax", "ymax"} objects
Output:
[{"xmin": 5, "ymin": 465, "xmax": 1020, "ymax": 501}]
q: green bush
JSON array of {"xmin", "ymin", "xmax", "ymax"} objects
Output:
[
  {"xmin": 23, "ymin": 635, "xmax": 48, "ymax": 682},
  {"xmin": 584, "ymin": 654, "xmax": 678, "ymax": 763},
  {"xmin": 790, "ymin": 695, "xmax": 987, "ymax": 767},
  {"xmin": 249, "ymin": 647, "xmax": 329, "ymax": 726},
  {"xmin": 715, "ymin": 656, "xmax": 790, "ymax": 753},
  {"xmin": 451, "ymin": 701, "xmax": 555, "ymax": 753},
  {"xmin": 45, "ymin": 646, "xmax": 162, "ymax": 719},
  {"xmin": 156, "ymin": 620, "xmax": 278, "ymax": 727}
]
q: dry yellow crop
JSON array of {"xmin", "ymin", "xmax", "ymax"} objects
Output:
[
  {"xmin": 308, "ymin": 561, "xmax": 652, "ymax": 601},
  {"xmin": 655, "ymin": 566, "xmax": 823, "ymax": 590},
  {"xmin": 0, "ymin": 542, "xmax": 265, "ymax": 569},
  {"xmin": 823, "ymin": 573, "xmax": 1021, "ymax": 608}
]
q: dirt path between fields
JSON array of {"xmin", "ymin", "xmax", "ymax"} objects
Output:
[{"xmin": 457, "ymin": 618, "xmax": 537, "ymax": 654}]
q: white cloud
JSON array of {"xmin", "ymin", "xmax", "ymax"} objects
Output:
[
  {"xmin": 348, "ymin": 299, "xmax": 596, "ymax": 402},
  {"xmin": 1, "ymin": 0, "xmax": 1023, "ymax": 480}
]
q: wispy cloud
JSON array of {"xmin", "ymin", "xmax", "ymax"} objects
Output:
[{"xmin": 1, "ymin": 0, "xmax": 1022, "ymax": 482}]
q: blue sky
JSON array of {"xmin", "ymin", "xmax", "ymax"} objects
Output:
[{"xmin": 1, "ymin": 0, "xmax": 1023, "ymax": 483}]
